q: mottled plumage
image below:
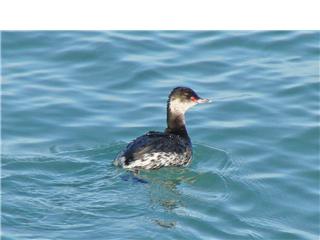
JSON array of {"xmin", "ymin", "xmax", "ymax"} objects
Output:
[{"xmin": 115, "ymin": 131, "xmax": 192, "ymax": 169}]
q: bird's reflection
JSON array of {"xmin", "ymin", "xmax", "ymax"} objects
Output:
[{"xmin": 123, "ymin": 167, "xmax": 199, "ymax": 228}]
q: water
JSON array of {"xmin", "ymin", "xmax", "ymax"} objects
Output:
[{"xmin": 1, "ymin": 31, "xmax": 319, "ymax": 239}]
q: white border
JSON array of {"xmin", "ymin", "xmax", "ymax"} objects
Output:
[{"xmin": 0, "ymin": 0, "xmax": 320, "ymax": 30}]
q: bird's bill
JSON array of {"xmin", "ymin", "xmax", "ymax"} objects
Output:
[{"xmin": 196, "ymin": 98, "xmax": 211, "ymax": 104}]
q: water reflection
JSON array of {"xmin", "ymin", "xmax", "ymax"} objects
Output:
[{"xmin": 128, "ymin": 157, "xmax": 231, "ymax": 229}]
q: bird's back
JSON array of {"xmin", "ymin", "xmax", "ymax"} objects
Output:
[{"xmin": 114, "ymin": 131, "xmax": 192, "ymax": 170}]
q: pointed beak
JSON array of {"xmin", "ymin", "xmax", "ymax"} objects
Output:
[{"xmin": 196, "ymin": 98, "xmax": 211, "ymax": 104}]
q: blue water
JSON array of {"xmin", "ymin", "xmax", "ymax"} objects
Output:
[{"xmin": 1, "ymin": 31, "xmax": 319, "ymax": 239}]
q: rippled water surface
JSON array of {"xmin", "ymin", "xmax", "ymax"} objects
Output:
[{"xmin": 2, "ymin": 31, "xmax": 320, "ymax": 239}]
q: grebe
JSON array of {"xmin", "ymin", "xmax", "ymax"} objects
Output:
[{"xmin": 114, "ymin": 87, "xmax": 210, "ymax": 170}]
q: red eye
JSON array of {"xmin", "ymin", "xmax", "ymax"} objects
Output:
[{"xmin": 190, "ymin": 96, "xmax": 197, "ymax": 102}]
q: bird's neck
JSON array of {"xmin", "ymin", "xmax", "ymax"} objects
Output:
[{"xmin": 165, "ymin": 101, "xmax": 189, "ymax": 139}]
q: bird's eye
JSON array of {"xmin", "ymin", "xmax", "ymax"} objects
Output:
[{"xmin": 190, "ymin": 96, "xmax": 197, "ymax": 102}]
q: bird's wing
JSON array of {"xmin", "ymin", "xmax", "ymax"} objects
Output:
[{"xmin": 123, "ymin": 131, "xmax": 184, "ymax": 165}]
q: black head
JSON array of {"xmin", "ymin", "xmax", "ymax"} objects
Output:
[
  {"xmin": 169, "ymin": 87, "xmax": 199, "ymax": 102},
  {"xmin": 168, "ymin": 87, "xmax": 210, "ymax": 115}
]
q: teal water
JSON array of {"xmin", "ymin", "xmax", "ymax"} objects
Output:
[{"xmin": 1, "ymin": 31, "xmax": 319, "ymax": 239}]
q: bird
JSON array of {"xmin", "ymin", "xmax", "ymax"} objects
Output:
[{"xmin": 114, "ymin": 87, "xmax": 210, "ymax": 170}]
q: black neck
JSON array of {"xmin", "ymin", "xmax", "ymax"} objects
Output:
[{"xmin": 165, "ymin": 101, "xmax": 189, "ymax": 139}]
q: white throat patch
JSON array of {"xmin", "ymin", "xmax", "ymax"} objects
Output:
[{"xmin": 169, "ymin": 98, "xmax": 196, "ymax": 115}]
